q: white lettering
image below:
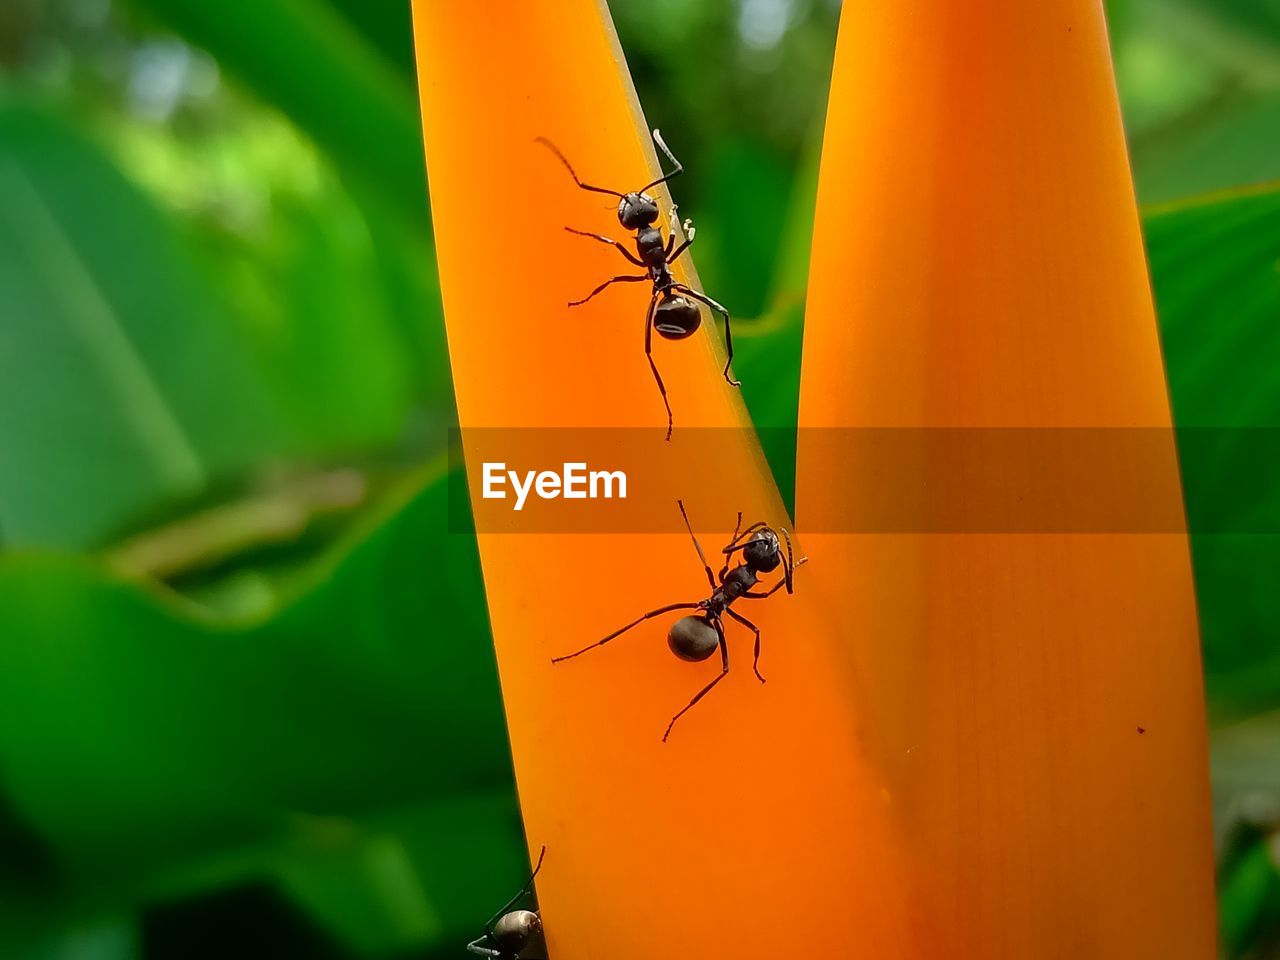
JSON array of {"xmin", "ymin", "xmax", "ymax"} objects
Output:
[
  {"xmin": 563, "ymin": 462, "xmax": 587, "ymax": 499},
  {"xmin": 591, "ymin": 469, "xmax": 626, "ymax": 500},
  {"xmin": 480, "ymin": 462, "xmax": 628, "ymax": 510},
  {"xmin": 510, "ymin": 469, "xmax": 536, "ymax": 511},
  {"xmin": 483, "ymin": 462, "xmax": 506, "ymax": 500},
  {"xmin": 535, "ymin": 471, "xmax": 561, "ymax": 500}
]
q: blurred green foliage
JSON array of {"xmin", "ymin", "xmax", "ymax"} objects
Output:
[{"xmin": 0, "ymin": 0, "xmax": 1278, "ymax": 956}]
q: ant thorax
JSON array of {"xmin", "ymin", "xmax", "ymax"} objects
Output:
[
  {"xmin": 635, "ymin": 225, "xmax": 667, "ymax": 265},
  {"xmin": 719, "ymin": 564, "xmax": 758, "ymax": 600}
]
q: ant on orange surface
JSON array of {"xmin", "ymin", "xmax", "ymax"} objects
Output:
[
  {"xmin": 536, "ymin": 131, "xmax": 739, "ymax": 439},
  {"xmin": 552, "ymin": 501, "xmax": 801, "ymax": 741},
  {"xmin": 466, "ymin": 846, "xmax": 546, "ymax": 959}
]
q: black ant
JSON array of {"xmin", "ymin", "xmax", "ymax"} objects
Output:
[
  {"xmin": 467, "ymin": 846, "xmax": 546, "ymax": 959},
  {"xmin": 536, "ymin": 130, "xmax": 739, "ymax": 440},
  {"xmin": 552, "ymin": 501, "xmax": 801, "ymax": 741}
]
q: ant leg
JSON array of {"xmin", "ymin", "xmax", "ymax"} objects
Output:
[
  {"xmin": 722, "ymin": 522, "xmax": 769, "ymax": 558},
  {"xmin": 466, "ymin": 939, "xmax": 501, "ymax": 957},
  {"xmin": 552, "ymin": 603, "xmax": 700, "ymax": 663},
  {"xmin": 644, "ymin": 293, "xmax": 675, "ymax": 440},
  {"xmin": 569, "ymin": 275, "xmax": 647, "ymax": 308},
  {"xmin": 743, "ymin": 569, "xmax": 791, "ymax": 599},
  {"xmin": 535, "ymin": 137, "xmax": 624, "ymax": 197},
  {"xmin": 673, "ymin": 285, "xmax": 740, "ymax": 388},
  {"xmin": 724, "ymin": 520, "xmax": 766, "ymax": 550},
  {"xmin": 677, "ymin": 499, "xmax": 716, "ymax": 591},
  {"xmin": 716, "ymin": 512, "xmax": 745, "ymax": 581},
  {"xmin": 725, "ymin": 608, "xmax": 765, "ymax": 683},
  {"xmin": 667, "ymin": 207, "xmax": 696, "ymax": 263},
  {"xmin": 729, "ymin": 512, "xmax": 744, "ymax": 544},
  {"xmin": 663, "ymin": 619, "xmax": 730, "ymax": 742},
  {"xmin": 743, "ymin": 571, "xmax": 791, "ymax": 599},
  {"xmin": 565, "ymin": 227, "xmax": 645, "ymax": 267},
  {"xmin": 640, "ymin": 128, "xmax": 684, "ymax": 194}
]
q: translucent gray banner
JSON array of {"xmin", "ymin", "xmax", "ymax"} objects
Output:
[{"xmin": 446, "ymin": 427, "xmax": 1278, "ymax": 534}]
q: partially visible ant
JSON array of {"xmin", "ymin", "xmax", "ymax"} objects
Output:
[
  {"xmin": 536, "ymin": 130, "xmax": 739, "ymax": 440},
  {"xmin": 466, "ymin": 846, "xmax": 546, "ymax": 959},
  {"xmin": 552, "ymin": 501, "xmax": 803, "ymax": 741}
]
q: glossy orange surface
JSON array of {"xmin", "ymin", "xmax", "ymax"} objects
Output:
[
  {"xmin": 797, "ymin": 1, "xmax": 1217, "ymax": 956},
  {"xmin": 413, "ymin": 2, "xmax": 920, "ymax": 957}
]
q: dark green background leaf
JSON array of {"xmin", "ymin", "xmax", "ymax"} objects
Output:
[
  {"xmin": 0, "ymin": 470, "xmax": 518, "ymax": 952},
  {"xmin": 0, "ymin": 104, "xmax": 282, "ymax": 549}
]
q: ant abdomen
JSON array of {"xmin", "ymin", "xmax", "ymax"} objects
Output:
[
  {"xmin": 467, "ymin": 847, "xmax": 545, "ymax": 959},
  {"xmin": 668, "ymin": 615, "xmax": 719, "ymax": 661},
  {"xmin": 654, "ymin": 297, "xmax": 701, "ymax": 340},
  {"xmin": 491, "ymin": 910, "xmax": 541, "ymax": 952}
]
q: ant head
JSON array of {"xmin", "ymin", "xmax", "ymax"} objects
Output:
[
  {"xmin": 654, "ymin": 296, "xmax": 701, "ymax": 341},
  {"xmin": 492, "ymin": 910, "xmax": 541, "ymax": 952},
  {"xmin": 618, "ymin": 191, "xmax": 659, "ymax": 229},
  {"xmin": 743, "ymin": 529, "xmax": 782, "ymax": 572},
  {"xmin": 668, "ymin": 615, "xmax": 719, "ymax": 662}
]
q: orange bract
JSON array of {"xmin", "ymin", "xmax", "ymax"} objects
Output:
[
  {"xmin": 797, "ymin": 0, "xmax": 1217, "ymax": 956},
  {"xmin": 412, "ymin": 2, "xmax": 917, "ymax": 958}
]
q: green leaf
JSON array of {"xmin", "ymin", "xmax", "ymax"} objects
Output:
[
  {"xmin": 1110, "ymin": 0, "xmax": 1280, "ymax": 201},
  {"xmin": 729, "ymin": 122, "xmax": 823, "ymax": 512},
  {"xmin": 9, "ymin": 919, "xmax": 137, "ymax": 960},
  {"xmin": 0, "ymin": 104, "xmax": 284, "ymax": 549},
  {"xmin": 1144, "ymin": 184, "xmax": 1280, "ymax": 713},
  {"xmin": 1219, "ymin": 833, "xmax": 1280, "ymax": 959},
  {"xmin": 272, "ymin": 791, "xmax": 526, "ymax": 955},
  {"xmin": 194, "ymin": 183, "xmax": 420, "ymax": 455},
  {"xmin": 325, "ymin": 0, "xmax": 418, "ymax": 84},
  {"xmin": 1131, "ymin": 92, "xmax": 1280, "ymax": 204},
  {"xmin": 0, "ymin": 468, "xmax": 509, "ymax": 903},
  {"xmin": 1169, "ymin": 0, "xmax": 1280, "ymax": 59},
  {"xmin": 123, "ymin": 0, "xmax": 425, "ymax": 217}
]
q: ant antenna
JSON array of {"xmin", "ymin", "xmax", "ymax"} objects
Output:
[
  {"xmin": 718, "ymin": 511, "xmax": 744, "ymax": 580},
  {"xmin": 640, "ymin": 128, "xmax": 684, "ymax": 194},
  {"xmin": 677, "ymin": 499, "xmax": 716, "ymax": 588},
  {"xmin": 536, "ymin": 138, "xmax": 624, "ymax": 197},
  {"xmin": 787, "ymin": 529, "xmax": 809, "ymax": 568},
  {"xmin": 778, "ymin": 528, "xmax": 796, "ymax": 594},
  {"xmin": 528, "ymin": 845, "xmax": 547, "ymax": 881}
]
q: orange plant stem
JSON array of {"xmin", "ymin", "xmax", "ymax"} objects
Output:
[
  {"xmin": 412, "ymin": 2, "xmax": 919, "ymax": 957},
  {"xmin": 797, "ymin": 1, "xmax": 1217, "ymax": 956}
]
